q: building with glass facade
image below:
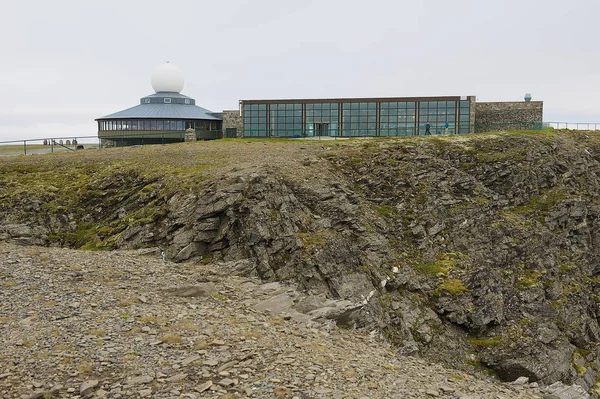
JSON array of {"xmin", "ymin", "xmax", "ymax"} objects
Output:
[
  {"xmin": 97, "ymin": 64, "xmax": 543, "ymax": 144},
  {"xmin": 96, "ymin": 63, "xmax": 222, "ymax": 147},
  {"xmin": 236, "ymin": 96, "xmax": 475, "ymax": 138}
]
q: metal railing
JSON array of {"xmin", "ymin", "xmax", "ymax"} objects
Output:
[
  {"xmin": 0, "ymin": 135, "xmax": 101, "ymax": 157},
  {"xmin": 545, "ymin": 122, "xmax": 600, "ymax": 131},
  {"xmin": 99, "ymin": 130, "xmax": 223, "ymax": 145},
  {"xmin": 2, "ymin": 123, "xmax": 600, "ymax": 156},
  {"xmin": 473, "ymin": 122, "xmax": 600, "ymax": 132}
]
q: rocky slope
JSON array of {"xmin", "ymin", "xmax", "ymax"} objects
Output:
[
  {"xmin": 2, "ymin": 130, "xmax": 600, "ymax": 396},
  {"xmin": 0, "ymin": 242, "xmax": 550, "ymax": 399}
]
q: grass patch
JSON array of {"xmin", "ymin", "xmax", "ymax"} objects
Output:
[
  {"xmin": 510, "ymin": 189, "xmax": 567, "ymax": 221},
  {"xmin": 298, "ymin": 231, "xmax": 328, "ymax": 250},
  {"xmin": 161, "ymin": 335, "xmax": 182, "ymax": 345},
  {"xmin": 118, "ymin": 297, "xmax": 141, "ymax": 307},
  {"xmin": 437, "ymin": 279, "xmax": 469, "ymax": 295},
  {"xmin": 467, "ymin": 336, "xmax": 502, "ymax": 348},
  {"xmin": 376, "ymin": 205, "xmax": 395, "ymax": 216},
  {"xmin": 413, "ymin": 262, "xmax": 448, "ymax": 276},
  {"xmin": 77, "ymin": 363, "xmax": 94, "ymax": 375},
  {"xmin": 138, "ymin": 315, "xmax": 168, "ymax": 324},
  {"xmin": 413, "ymin": 257, "xmax": 457, "ymax": 276},
  {"xmin": 515, "ymin": 269, "xmax": 543, "ymax": 290},
  {"xmin": 172, "ymin": 319, "xmax": 200, "ymax": 331},
  {"xmin": 195, "ymin": 340, "xmax": 208, "ymax": 350},
  {"xmin": 211, "ymin": 292, "xmax": 229, "ymax": 302}
]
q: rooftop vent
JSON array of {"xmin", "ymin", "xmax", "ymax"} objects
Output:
[{"xmin": 524, "ymin": 93, "xmax": 532, "ymax": 102}]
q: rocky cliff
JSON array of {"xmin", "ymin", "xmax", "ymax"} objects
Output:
[{"xmin": 2, "ymin": 130, "xmax": 600, "ymax": 394}]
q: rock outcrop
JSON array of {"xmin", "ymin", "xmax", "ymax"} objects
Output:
[{"xmin": 2, "ymin": 130, "xmax": 600, "ymax": 394}]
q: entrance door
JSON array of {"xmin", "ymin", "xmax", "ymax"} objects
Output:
[{"xmin": 314, "ymin": 123, "xmax": 329, "ymax": 137}]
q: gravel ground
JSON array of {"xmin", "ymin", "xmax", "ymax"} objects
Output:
[{"xmin": 0, "ymin": 242, "xmax": 545, "ymax": 399}]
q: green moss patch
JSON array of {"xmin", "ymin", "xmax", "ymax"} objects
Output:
[{"xmin": 467, "ymin": 336, "xmax": 502, "ymax": 348}]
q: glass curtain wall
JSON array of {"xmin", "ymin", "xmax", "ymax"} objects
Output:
[
  {"xmin": 269, "ymin": 103, "xmax": 302, "ymax": 137},
  {"xmin": 380, "ymin": 102, "xmax": 417, "ymax": 136},
  {"xmin": 306, "ymin": 103, "xmax": 338, "ymax": 137},
  {"xmin": 99, "ymin": 120, "xmax": 186, "ymax": 131},
  {"xmin": 417, "ymin": 101, "xmax": 456, "ymax": 135},
  {"xmin": 242, "ymin": 98, "xmax": 471, "ymax": 137},
  {"xmin": 244, "ymin": 104, "xmax": 267, "ymax": 137},
  {"xmin": 458, "ymin": 100, "xmax": 471, "ymax": 134},
  {"xmin": 342, "ymin": 102, "xmax": 377, "ymax": 136},
  {"xmin": 244, "ymin": 103, "xmax": 303, "ymax": 137}
]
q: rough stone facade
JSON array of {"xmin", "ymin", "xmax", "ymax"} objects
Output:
[
  {"xmin": 468, "ymin": 96, "xmax": 477, "ymax": 134},
  {"xmin": 475, "ymin": 101, "xmax": 543, "ymax": 133},
  {"xmin": 222, "ymin": 110, "xmax": 244, "ymax": 138},
  {"xmin": 184, "ymin": 128, "xmax": 196, "ymax": 142}
]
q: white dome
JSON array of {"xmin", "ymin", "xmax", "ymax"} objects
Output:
[{"xmin": 151, "ymin": 63, "xmax": 185, "ymax": 93}]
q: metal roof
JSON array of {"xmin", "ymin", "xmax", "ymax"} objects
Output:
[{"xmin": 96, "ymin": 102, "xmax": 221, "ymax": 121}]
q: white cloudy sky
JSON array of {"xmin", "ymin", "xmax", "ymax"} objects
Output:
[{"xmin": 1, "ymin": 0, "xmax": 599, "ymax": 141}]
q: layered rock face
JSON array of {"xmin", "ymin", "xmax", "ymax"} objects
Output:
[{"xmin": 2, "ymin": 131, "xmax": 600, "ymax": 393}]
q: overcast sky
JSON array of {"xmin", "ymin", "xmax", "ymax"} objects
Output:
[{"xmin": 1, "ymin": 0, "xmax": 599, "ymax": 141}]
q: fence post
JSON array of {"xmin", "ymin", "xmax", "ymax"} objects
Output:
[{"xmin": 23, "ymin": 140, "xmax": 26, "ymax": 156}]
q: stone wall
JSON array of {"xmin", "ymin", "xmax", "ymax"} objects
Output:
[
  {"xmin": 222, "ymin": 110, "xmax": 244, "ymax": 138},
  {"xmin": 475, "ymin": 101, "xmax": 543, "ymax": 133},
  {"xmin": 468, "ymin": 96, "xmax": 476, "ymax": 134}
]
